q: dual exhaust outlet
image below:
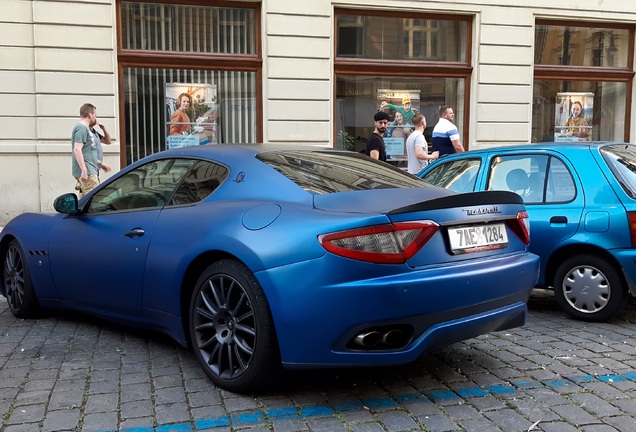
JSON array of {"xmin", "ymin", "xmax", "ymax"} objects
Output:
[{"xmin": 351, "ymin": 326, "xmax": 411, "ymax": 350}]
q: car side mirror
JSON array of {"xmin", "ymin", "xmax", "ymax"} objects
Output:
[{"xmin": 54, "ymin": 193, "xmax": 79, "ymax": 214}]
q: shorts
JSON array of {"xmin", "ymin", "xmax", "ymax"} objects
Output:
[{"xmin": 74, "ymin": 174, "xmax": 99, "ymax": 194}]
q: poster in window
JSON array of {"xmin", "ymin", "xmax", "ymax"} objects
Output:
[
  {"xmin": 555, "ymin": 92, "xmax": 593, "ymax": 142},
  {"xmin": 166, "ymin": 83, "xmax": 218, "ymax": 149},
  {"xmin": 377, "ymin": 89, "xmax": 420, "ymax": 159}
]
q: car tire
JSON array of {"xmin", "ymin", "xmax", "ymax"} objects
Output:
[
  {"xmin": 188, "ymin": 259, "xmax": 281, "ymax": 393},
  {"xmin": 553, "ymin": 254, "xmax": 627, "ymax": 322},
  {"xmin": 3, "ymin": 239, "xmax": 41, "ymax": 318}
]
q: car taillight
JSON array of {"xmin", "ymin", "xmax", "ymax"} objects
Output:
[
  {"xmin": 628, "ymin": 212, "xmax": 636, "ymax": 247},
  {"xmin": 507, "ymin": 210, "xmax": 530, "ymax": 245},
  {"xmin": 319, "ymin": 221, "xmax": 439, "ymax": 264}
]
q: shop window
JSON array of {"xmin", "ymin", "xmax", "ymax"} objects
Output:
[
  {"xmin": 532, "ymin": 21, "xmax": 634, "ymax": 143},
  {"xmin": 118, "ymin": 1, "xmax": 261, "ymax": 165},
  {"xmin": 335, "ymin": 10, "xmax": 471, "ymax": 167},
  {"xmin": 335, "ymin": 12, "xmax": 466, "ymax": 61}
]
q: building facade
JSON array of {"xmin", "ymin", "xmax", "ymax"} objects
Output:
[{"xmin": 1, "ymin": 0, "xmax": 635, "ymax": 224}]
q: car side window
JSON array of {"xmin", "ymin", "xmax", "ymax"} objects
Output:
[
  {"xmin": 420, "ymin": 158, "xmax": 481, "ymax": 193},
  {"xmin": 545, "ymin": 157, "xmax": 576, "ymax": 203},
  {"xmin": 487, "ymin": 154, "xmax": 575, "ymax": 204},
  {"xmin": 488, "ymin": 155, "xmax": 549, "ymax": 203},
  {"xmin": 168, "ymin": 160, "xmax": 229, "ymax": 206},
  {"xmin": 87, "ymin": 158, "xmax": 195, "ymax": 213}
]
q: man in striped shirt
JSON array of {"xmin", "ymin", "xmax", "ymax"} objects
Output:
[{"xmin": 432, "ymin": 106, "xmax": 465, "ymax": 157}]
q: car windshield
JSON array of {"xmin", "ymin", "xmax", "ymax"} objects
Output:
[
  {"xmin": 601, "ymin": 144, "xmax": 636, "ymax": 199},
  {"xmin": 256, "ymin": 150, "xmax": 428, "ymax": 194}
]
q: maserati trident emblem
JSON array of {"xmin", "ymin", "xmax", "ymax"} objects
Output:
[{"xmin": 464, "ymin": 206, "xmax": 501, "ymax": 216}]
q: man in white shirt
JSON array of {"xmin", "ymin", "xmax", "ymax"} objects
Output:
[{"xmin": 406, "ymin": 113, "xmax": 439, "ymax": 174}]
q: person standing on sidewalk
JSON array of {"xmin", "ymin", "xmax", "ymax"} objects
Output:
[
  {"xmin": 432, "ymin": 105, "xmax": 464, "ymax": 156},
  {"xmin": 406, "ymin": 113, "xmax": 438, "ymax": 174},
  {"xmin": 71, "ymin": 103, "xmax": 100, "ymax": 198},
  {"xmin": 366, "ymin": 111, "xmax": 390, "ymax": 162},
  {"xmin": 90, "ymin": 121, "xmax": 113, "ymax": 178}
]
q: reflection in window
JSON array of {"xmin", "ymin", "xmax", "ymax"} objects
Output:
[
  {"xmin": 170, "ymin": 161, "xmax": 228, "ymax": 205},
  {"xmin": 337, "ymin": 16, "xmax": 364, "ymax": 57},
  {"xmin": 601, "ymin": 144, "xmax": 636, "ymax": 199},
  {"xmin": 403, "ymin": 19, "xmax": 440, "ymax": 59},
  {"xmin": 124, "ymin": 67, "xmax": 257, "ymax": 164},
  {"xmin": 336, "ymin": 13, "xmax": 467, "ymax": 61},
  {"xmin": 335, "ymin": 75, "xmax": 465, "ymax": 158},
  {"xmin": 534, "ymin": 24, "xmax": 629, "ymax": 68},
  {"xmin": 88, "ymin": 159, "xmax": 194, "ymax": 213},
  {"xmin": 420, "ymin": 159, "xmax": 480, "ymax": 193},
  {"xmin": 121, "ymin": 2, "xmax": 255, "ymax": 54},
  {"xmin": 532, "ymin": 80, "xmax": 627, "ymax": 142},
  {"xmin": 257, "ymin": 150, "xmax": 427, "ymax": 194}
]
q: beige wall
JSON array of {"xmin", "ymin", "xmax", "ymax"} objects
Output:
[
  {"xmin": 2, "ymin": 0, "xmax": 636, "ymax": 224},
  {"xmin": 0, "ymin": 0, "xmax": 118, "ymax": 224}
]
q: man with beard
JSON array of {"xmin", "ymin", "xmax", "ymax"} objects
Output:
[
  {"xmin": 71, "ymin": 103, "xmax": 100, "ymax": 198},
  {"xmin": 366, "ymin": 111, "xmax": 390, "ymax": 162}
]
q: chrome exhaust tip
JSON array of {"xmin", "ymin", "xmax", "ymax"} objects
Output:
[
  {"xmin": 354, "ymin": 331, "xmax": 382, "ymax": 347},
  {"xmin": 382, "ymin": 329, "xmax": 404, "ymax": 346}
]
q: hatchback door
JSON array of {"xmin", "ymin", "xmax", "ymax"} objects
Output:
[{"xmin": 480, "ymin": 151, "xmax": 584, "ymax": 274}]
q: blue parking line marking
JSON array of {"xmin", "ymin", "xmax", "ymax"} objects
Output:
[
  {"xmin": 301, "ymin": 405, "xmax": 335, "ymax": 416},
  {"xmin": 426, "ymin": 389, "xmax": 461, "ymax": 402},
  {"xmin": 156, "ymin": 424, "xmax": 193, "ymax": 432},
  {"xmin": 362, "ymin": 397, "xmax": 399, "ymax": 409},
  {"xmin": 193, "ymin": 416, "xmax": 230, "ymax": 429},
  {"xmin": 267, "ymin": 407, "xmax": 298, "ymax": 418},
  {"xmin": 512, "ymin": 380, "xmax": 543, "ymax": 389},
  {"xmin": 599, "ymin": 374, "xmax": 626, "ymax": 383},
  {"xmin": 456, "ymin": 387, "xmax": 489, "ymax": 398},
  {"xmin": 112, "ymin": 370, "xmax": 636, "ymax": 431},
  {"xmin": 566, "ymin": 374, "xmax": 595, "ymax": 383}
]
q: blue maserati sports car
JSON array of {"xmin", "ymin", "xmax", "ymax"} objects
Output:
[{"xmin": 1, "ymin": 145, "xmax": 539, "ymax": 392}]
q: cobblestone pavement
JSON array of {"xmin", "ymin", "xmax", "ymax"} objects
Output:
[{"xmin": 2, "ymin": 290, "xmax": 636, "ymax": 432}]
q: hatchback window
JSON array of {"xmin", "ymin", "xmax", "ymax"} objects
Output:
[
  {"xmin": 487, "ymin": 154, "xmax": 575, "ymax": 204},
  {"xmin": 420, "ymin": 158, "xmax": 480, "ymax": 193},
  {"xmin": 601, "ymin": 144, "xmax": 636, "ymax": 199}
]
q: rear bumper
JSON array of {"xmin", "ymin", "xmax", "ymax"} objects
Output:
[
  {"xmin": 257, "ymin": 251, "xmax": 540, "ymax": 367},
  {"xmin": 610, "ymin": 249, "xmax": 636, "ymax": 296}
]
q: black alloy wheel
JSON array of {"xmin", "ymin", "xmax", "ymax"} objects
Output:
[
  {"xmin": 3, "ymin": 239, "xmax": 40, "ymax": 318},
  {"xmin": 188, "ymin": 259, "xmax": 280, "ymax": 393}
]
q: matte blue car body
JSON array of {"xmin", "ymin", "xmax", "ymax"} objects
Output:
[
  {"xmin": 419, "ymin": 142, "xmax": 636, "ymax": 321},
  {"xmin": 1, "ymin": 145, "xmax": 539, "ymax": 376}
]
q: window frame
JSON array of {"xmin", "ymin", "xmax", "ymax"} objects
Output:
[
  {"xmin": 333, "ymin": 8, "xmax": 473, "ymax": 151},
  {"xmin": 533, "ymin": 19, "xmax": 635, "ymax": 142},
  {"xmin": 115, "ymin": 0, "xmax": 263, "ymax": 167}
]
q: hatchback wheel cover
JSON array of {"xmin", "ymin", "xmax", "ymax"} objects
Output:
[{"xmin": 562, "ymin": 265, "xmax": 609, "ymax": 313}]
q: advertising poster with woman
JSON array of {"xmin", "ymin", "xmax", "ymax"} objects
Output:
[
  {"xmin": 166, "ymin": 83, "xmax": 218, "ymax": 149},
  {"xmin": 555, "ymin": 92, "xmax": 593, "ymax": 142},
  {"xmin": 377, "ymin": 89, "xmax": 420, "ymax": 160}
]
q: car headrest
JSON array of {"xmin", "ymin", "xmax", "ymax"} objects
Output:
[{"xmin": 506, "ymin": 168, "xmax": 529, "ymax": 191}]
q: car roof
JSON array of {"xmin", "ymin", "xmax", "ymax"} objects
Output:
[{"xmin": 453, "ymin": 141, "xmax": 630, "ymax": 155}]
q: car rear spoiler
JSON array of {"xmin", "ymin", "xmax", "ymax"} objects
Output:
[{"xmin": 388, "ymin": 191, "xmax": 523, "ymax": 215}]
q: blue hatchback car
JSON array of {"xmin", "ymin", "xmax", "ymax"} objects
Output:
[{"xmin": 420, "ymin": 142, "xmax": 636, "ymax": 322}]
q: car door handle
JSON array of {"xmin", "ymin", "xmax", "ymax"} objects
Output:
[
  {"xmin": 550, "ymin": 216, "xmax": 567, "ymax": 224},
  {"xmin": 124, "ymin": 228, "xmax": 145, "ymax": 238}
]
